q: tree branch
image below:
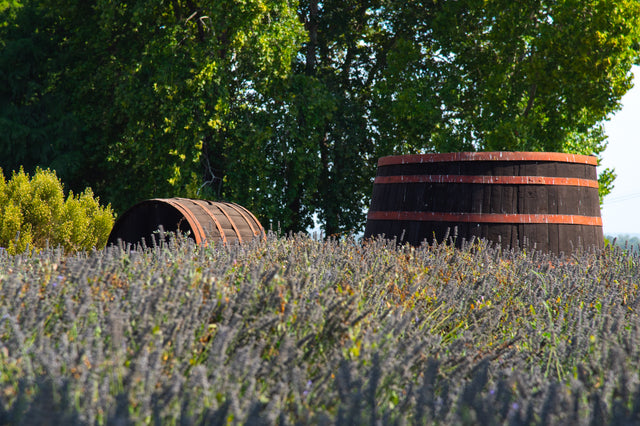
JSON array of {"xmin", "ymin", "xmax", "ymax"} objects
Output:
[{"xmin": 522, "ymin": 83, "xmax": 537, "ymax": 118}]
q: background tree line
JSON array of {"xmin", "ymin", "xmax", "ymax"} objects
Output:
[{"xmin": 1, "ymin": 0, "xmax": 639, "ymax": 235}]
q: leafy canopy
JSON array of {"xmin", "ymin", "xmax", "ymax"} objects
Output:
[{"xmin": 1, "ymin": 0, "xmax": 638, "ymax": 233}]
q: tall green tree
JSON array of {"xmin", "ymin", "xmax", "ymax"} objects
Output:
[
  {"xmin": 372, "ymin": 0, "xmax": 640, "ymax": 199},
  {"xmin": 2, "ymin": 0, "xmax": 639, "ymax": 234},
  {"xmin": 375, "ymin": 0, "xmax": 640, "ymax": 151},
  {"xmin": 222, "ymin": 0, "xmax": 393, "ymax": 234},
  {"xmin": 237, "ymin": 0, "xmax": 640, "ymax": 234},
  {"xmin": 0, "ymin": 0, "xmax": 305, "ymax": 214}
]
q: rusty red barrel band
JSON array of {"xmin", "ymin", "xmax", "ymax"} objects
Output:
[
  {"xmin": 215, "ymin": 203, "xmax": 243, "ymax": 244},
  {"xmin": 378, "ymin": 152, "xmax": 599, "ymax": 166},
  {"xmin": 224, "ymin": 202, "xmax": 256, "ymax": 239},
  {"xmin": 367, "ymin": 211, "xmax": 603, "ymax": 226},
  {"xmin": 189, "ymin": 199, "xmax": 228, "ymax": 245},
  {"xmin": 374, "ymin": 175, "xmax": 599, "ymax": 188},
  {"xmin": 160, "ymin": 198, "xmax": 206, "ymax": 244},
  {"xmin": 233, "ymin": 203, "xmax": 266, "ymax": 236}
]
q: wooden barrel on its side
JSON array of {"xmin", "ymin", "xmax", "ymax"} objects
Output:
[
  {"xmin": 107, "ymin": 198, "xmax": 265, "ymax": 247},
  {"xmin": 363, "ymin": 152, "xmax": 604, "ymax": 254}
]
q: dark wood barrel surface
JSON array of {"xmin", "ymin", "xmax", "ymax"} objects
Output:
[
  {"xmin": 107, "ymin": 198, "xmax": 265, "ymax": 247},
  {"xmin": 364, "ymin": 152, "xmax": 604, "ymax": 254}
]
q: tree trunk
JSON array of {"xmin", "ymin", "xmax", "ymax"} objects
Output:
[{"xmin": 304, "ymin": 0, "xmax": 318, "ymax": 76}]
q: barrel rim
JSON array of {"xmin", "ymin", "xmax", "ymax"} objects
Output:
[{"xmin": 378, "ymin": 152, "xmax": 598, "ymax": 166}]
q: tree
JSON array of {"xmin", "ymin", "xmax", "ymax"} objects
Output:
[
  {"xmin": 0, "ymin": 0, "xmax": 305, "ymax": 216},
  {"xmin": 2, "ymin": 0, "xmax": 639, "ymax": 234},
  {"xmin": 243, "ymin": 0, "xmax": 640, "ymax": 234},
  {"xmin": 372, "ymin": 0, "xmax": 640, "ymax": 199},
  {"xmin": 220, "ymin": 0, "xmax": 397, "ymax": 234}
]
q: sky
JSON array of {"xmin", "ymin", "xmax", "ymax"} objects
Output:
[{"xmin": 600, "ymin": 65, "xmax": 640, "ymax": 236}]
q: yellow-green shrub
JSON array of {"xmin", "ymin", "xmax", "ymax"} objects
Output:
[{"xmin": 0, "ymin": 167, "xmax": 115, "ymax": 254}]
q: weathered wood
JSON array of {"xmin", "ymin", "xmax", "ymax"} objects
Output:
[
  {"xmin": 364, "ymin": 152, "xmax": 604, "ymax": 254},
  {"xmin": 107, "ymin": 198, "xmax": 265, "ymax": 247}
]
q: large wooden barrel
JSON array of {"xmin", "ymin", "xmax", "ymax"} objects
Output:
[
  {"xmin": 107, "ymin": 198, "xmax": 265, "ymax": 247},
  {"xmin": 364, "ymin": 152, "xmax": 604, "ymax": 254}
]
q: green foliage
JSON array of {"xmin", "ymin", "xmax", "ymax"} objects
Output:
[
  {"xmin": 372, "ymin": 0, "xmax": 640, "ymax": 199},
  {"xmin": 0, "ymin": 167, "xmax": 114, "ymax": 254},
  {"xmin": 229, "ymin": 0, "xmax": 640, "ymax": 232},
  {"xmin": 0, "ymin": 0, "xmax": 305, "ymax": 215},
  {"xmin": 1, "ymin": 0, "xmax": 638, "ymax": 233}
]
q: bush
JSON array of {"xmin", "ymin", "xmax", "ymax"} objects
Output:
[{"xmin": 0, "ymin": 167, "xmax": 114, "ymax": 254}]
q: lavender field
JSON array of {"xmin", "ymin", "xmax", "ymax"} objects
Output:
[{"xmin": 1, "ymin": 233, "xmax": 640, "ymax": 424}]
